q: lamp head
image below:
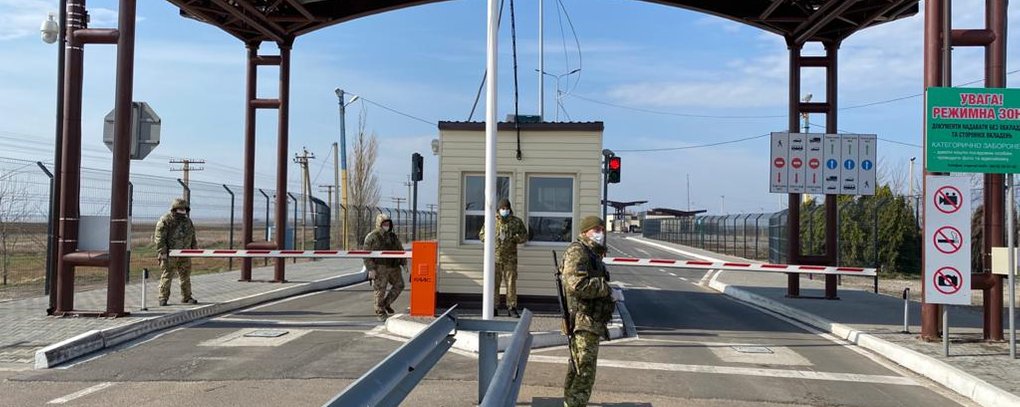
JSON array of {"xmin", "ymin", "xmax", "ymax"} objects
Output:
[{"xmin": 40, "ymin": 13, "xmax": 59, "ymax": 44}]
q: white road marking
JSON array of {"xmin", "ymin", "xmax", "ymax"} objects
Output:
[
  {"xmin": 658, "ymin": 268, "xmax": 667, "ymax": 272},
  {"xmin": 634, "ymin": 248, "xmax": 651, "ymax": 256},
  {"xmin": 528, "ymin": 355, "xmax": 918, "ymax": 386},
  {"xmin": 668, "ymin": 272, "xmax": 677, "ymax": 277},
  {"xmin": 48, "ymin": 382, "xmax": 115, "ymax": 404},
  {"xmin": 679, "ymin": 277, "xmax": 689, "ymax": 282}
]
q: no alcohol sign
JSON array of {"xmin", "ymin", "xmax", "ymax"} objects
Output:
[{"xmin": 924, "ymin": 175, "xmax": 971, "ymax": 305}]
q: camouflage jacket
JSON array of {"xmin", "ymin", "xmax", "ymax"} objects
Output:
[
  {"xmin": 479, "ymin": 214, "xmax": 528, "ymax": 263},
  {"xmin": 562, "ymin": 234, "xmax": 614, "ymax": 339},
  {"xmin": 153, "ymin": 212, "xmax": 197, "ymax": 255},
  {"xmin": 363, "ymin": 229, "xmax": 406, "ymax": 269}
]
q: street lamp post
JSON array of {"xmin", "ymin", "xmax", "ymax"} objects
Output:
[{"xmin": 334, "ymin": 88, "xmax": 359, "ymax": 249}]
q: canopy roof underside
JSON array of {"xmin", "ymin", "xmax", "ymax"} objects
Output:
[{"xmin": 167, "ymin": 0, "xmax": 919, "ymax": 45}]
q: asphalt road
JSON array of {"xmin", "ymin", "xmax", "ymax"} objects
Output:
[{"xmin": 0, "ymin": 234, "xmax": 976, "ymax": 406}]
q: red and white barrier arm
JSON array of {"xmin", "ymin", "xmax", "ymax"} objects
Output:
[
  {"xmin": 603, "ymin": 257, "xmax": 876, "ymax": 277},
  {"xmin": 169, "ymin": 249, "xmax": 411, "ymax": 259}
]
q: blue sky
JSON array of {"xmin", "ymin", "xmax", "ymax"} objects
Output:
[{"xmin": 1, "ymin": 0, "xmax": 1017, "ymax": 214}]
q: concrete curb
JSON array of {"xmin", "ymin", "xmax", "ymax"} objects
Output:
[
  {"xmin": 384, "ymin": 309, "xmax": 628, "ymax": 353},
  {"xmin": 708, "ymin": 276, "xmax": 1020, "ymax": 407},
  {"xmin": 35, "ymin": 270, "xmax": 367, "ymax": 369}
]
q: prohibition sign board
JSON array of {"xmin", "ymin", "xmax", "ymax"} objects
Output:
[
  {"xmin": 933, "ymin": 267, "xmax": 964, "ymax": 295},
  {"xmin": 932, "ymin": 226, "xmax": 963, "ymax": 254},
  {"xmin": 933, "ymin": 185, "xmax": 963, "ymax": 214}
]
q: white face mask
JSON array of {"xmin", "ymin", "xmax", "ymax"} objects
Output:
[
  {"xmin": 382, "ymin": 225, "xmax": 391, "ymax": 232},
  {"xmin": 590, "ymin": 231, "xmax": 605, "ymax": 245},
  {"xmin": 499, "ymin": 209, "xmax": 510, "ymax": 217},
  {"xmin": 175, "ymin": 209, "xmax": 187, "ymax": 215}
]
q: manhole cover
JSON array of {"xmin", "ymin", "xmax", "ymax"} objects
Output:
[
  {"xmin": 243, "ymin": 329, "xmax": 289, "ymax": 338},
  {"xmin": 731, "ymin": 346, "xmax": 773, "ymax": 354}
]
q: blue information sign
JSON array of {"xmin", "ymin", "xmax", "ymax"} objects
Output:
[{"xmin": 844, "ymin": 160, "xmax": 855, "ymax": 170}]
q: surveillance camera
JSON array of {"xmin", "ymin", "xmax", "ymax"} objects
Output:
[
  {"xmin": 40, "ymin": 13, "xmax": 59, "ymax": 44},
  {"xmin": 334, "ymin": 88, "xmax": 342, "ymax": 97}
]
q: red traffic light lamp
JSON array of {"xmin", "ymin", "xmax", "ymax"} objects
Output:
[{"xmin": 607, "ymin": 156, "xmax": 621, "ymax": 183}]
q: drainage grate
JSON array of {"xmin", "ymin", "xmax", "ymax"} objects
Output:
[
  {"xmin": 243, "ymin": 329, "xmax": 289, "ymax": 338},
  {"xmin": 731, "ymin": 346, "xmax": 773, "ymax": 354}
]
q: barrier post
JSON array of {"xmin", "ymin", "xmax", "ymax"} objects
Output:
[{"xmin": 410, "ymin": 240, "xmax": 438, "ymax": 316}]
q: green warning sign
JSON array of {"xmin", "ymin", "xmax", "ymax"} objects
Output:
[{"xmin": 926, "ymin": 87, "xmax": 1020, "ymax": 173}]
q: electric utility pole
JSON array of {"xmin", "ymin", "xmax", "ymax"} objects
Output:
[
  {"xmin": 294, "ymin": 148, "xmax": 315, "ymax": 250},
  {"xmin": 169, "ymin": 158, "xmax": 205, "ymax": 203}
]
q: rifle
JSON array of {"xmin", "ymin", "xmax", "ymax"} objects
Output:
[{"xmin": 552, "ymin": 250, "xmax": 577, "ymax": 374}]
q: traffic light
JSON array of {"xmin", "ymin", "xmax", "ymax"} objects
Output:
[
  {"xmin": 607, "ymin": 156, "xmax": 621, "ymax": 183},
  {"xmin": 411, "ymin": 153, "xmax": 424, "ymax": 181}
]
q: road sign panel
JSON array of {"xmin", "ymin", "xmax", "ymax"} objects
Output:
[
  {"xmin": 789, "ymin": 134, "xmax": 806, "ymax": 193},
  {"xmin": 840, "ymin": 134, "xmax": 859, "ymax": 195},
  {"xmin": 770, "ymin": 132, "xmax": 789, "ymax": 193},
  {"xmin": 858, "ymin": 134, "xmax": 877, "ymax": 196},
  {"xmin": 924, "ymin": 175, "xmax": 972, "ymax": 305},
  {"xmin": 823, "ymin": 134, "xmax": 841, "ymax": 194},
  {"xmin": 805, "ymin": 134, "xmax": 824, "ymax": 194},
  {"xmin": 926, "ymin": 87, "xmax": 1020, "ymax": 173}
]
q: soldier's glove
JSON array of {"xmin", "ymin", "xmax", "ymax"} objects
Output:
[{"xmin": 610, "ymin": 288, "xmax": 625, "ymax": 303}]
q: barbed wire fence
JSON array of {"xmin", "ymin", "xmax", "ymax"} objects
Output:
[{"xmin": 0, "ymin": 156, "xmax": 435, "ymax": 299}]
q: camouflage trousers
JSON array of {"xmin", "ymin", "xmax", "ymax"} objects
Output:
[
  {"xmin": 158, "ymin": 258, "xmax": 193, "ymax": 302},
  {"xmin": 495, "ymin": 261, "xmax": 518, "ymax": 308},
  {"xmin": 563, "ymin": 330, "xmax": 601, "ymax": 407},
  {"xmin": 372, "ymin": 266, "xmax": 405, "ymax": 315}
]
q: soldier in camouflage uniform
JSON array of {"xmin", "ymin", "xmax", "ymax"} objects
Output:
[
  {"xmin": 479, "ymin": 198, "xmax": 528, "ymax": 317},
  {"xmin": 561, "ymin": 216, "xmax": 621, "ymax": 407},
  {"xmin": 364, "ymin": 213, "xmax": 406, "ymax": 321},
  {"xmin": 153, "ymin": 198, "xmax": 198, "ymax": 306}
]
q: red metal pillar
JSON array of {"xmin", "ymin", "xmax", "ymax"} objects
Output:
[
  {"xmin": 921, "ymin": 0, "xmax": 945, "ymax": 341},
  {"xmin": 981, "ymin": 0, "xmax": 1006, "ymax": 341},
  {"xmin": 54, "ymin": 0, "xmax": 87, "ymax": 313},
  {"xmin": 823, "ymin": 42, "xmax": 839, "ymax": 300},
  {"xmin": 273, "ymin": 41, "xmax": 293, "ymax": 283},
  {"xmin": 786, "ymin": 42, "xmax": 803, "ymax": 297},
  {"xmin": 240, "ymin": 42, "xmax": 258, "ymax": 282},
  {"xmin": 105, "ymin": 0, "xmax": 136, "ymax": 316}
]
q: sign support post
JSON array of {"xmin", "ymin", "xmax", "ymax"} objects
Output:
[{"xmin": 1010, "ymin": 174, "xmax": 1017, "ymax": 359}]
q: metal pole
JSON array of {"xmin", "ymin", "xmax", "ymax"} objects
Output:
[
  {"xmin": 985, "ymin": 0, "xmax": 1008, "ymax": 343},
  {"xmin": 241, "ymin": 42, "xmax": 258, "ymax": 281},
  {"xmin": 37, "ymin": 162, "xmax": 55, "ymax": 296},
  {"xmin": 259, "ymin": 188, "xmax": 269, "ymax": 267},
  {"xmin": 1009, "ymin": 174, "xmax": 1016, "ymax": 359},
  {"xmin": 223, "ymin": 185, "xmax": 235, "ymax": 271},
  {"xmin": 46, "ymin": 0, "xmax": 67, "ymax": 314},
  {"xmin": 333, "ymin": 142, "xmax": 340, "ymax": 248},
  {"xmin": 412, "ymin": 181, "xmax": 419, "ymax": 241},
  {"xmin": 903, "ymin": 288, "xmax": 910, "ymax": 333},
  {"xmin": 787, "ymin": 42, "xmax": 802, "ymax": 297},
  {"xmin": 538, "ymin": 0, "xmax": 544, "ymax": 121},
  {"xmin": 336, "ymin": 89, "xmax": 351, "ymax": 250},
  {"xmin": 943, "ymin": 306, "xmax": 950, "ymax": 357},
  {"xmin": 106, "ymin": 0, "xmax": 137, "ymax": 316},
  {"xmin": 141, "ymin": 268, "xmax": 147, "ymax": 311},
  {"xmin": 482, "ymin": 0, "xmax": 499, "ymax": 320},
  {"xmin": 289, "ymin": 193, "xmax": 298, "ymax": 263}
]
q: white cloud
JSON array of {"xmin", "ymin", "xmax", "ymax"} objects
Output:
[
  {"xmin": 607, "ymin": 80, "xmax": 787, "ymax": 108},
  {"xmin": 0, "ymin": 0, "xmax": 53, "ymax": 41}
]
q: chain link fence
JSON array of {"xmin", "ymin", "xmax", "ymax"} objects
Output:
[{"xmin": 0, "ymin": 157, "xmax": 435, "ymax": 301}]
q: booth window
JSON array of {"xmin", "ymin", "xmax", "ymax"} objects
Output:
[
  {"xmin": 463, "ymin": 174, "xmax": 511, "ymax": 242},
  {"xmin": 527, "ymin": 176, "xmax": 574, "ymax": 243}
]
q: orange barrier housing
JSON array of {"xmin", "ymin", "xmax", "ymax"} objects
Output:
[{"xmin": 410, "ymin": 241, "xmax": 438, "ymax": 316}]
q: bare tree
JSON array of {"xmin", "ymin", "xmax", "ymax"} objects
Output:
[
  {"xmin": 349, "ymin": 110, "xmax": 381, "ymax": 244},
  {"xmin": 0, "ymin": 173, "xmax": 33, "ymax": 285}
]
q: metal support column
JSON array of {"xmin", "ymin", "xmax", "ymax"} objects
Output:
[
  {"xmin": 981, "ymin": 0, "xmax": 1006, "ymax": 342},
  {"xmin": 921, "ymin": 0, "xmax": 946, "ymax": 340},
  {"xmin": 273, "ymin": 41, "xmax": 293, "ymax": 283},
  {"xmin": 240, "ymin": 42, "xmax": 258, "ymax": 281},
  {"xmin": 786, "ymin": 42, "xmax": 803, "ymax": 297},
  {"xmin": 823, "ymin": 41, "xmax": 840, "ymax": 300}
]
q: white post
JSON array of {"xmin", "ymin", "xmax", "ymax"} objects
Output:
[
  {"xmin": 1009, "ymin": 174, "xmax": 1016, "ymax": 359},
  {"xmin": 482, "ymin": 0, "xmax": 499, "ymax": 320},
  {"xmin": 140, "ymin": 268, "xmax": 147, "ymax": 311},
  {"xmin": 943, "ymin": 306, "xmax": 949, "ymax": 357},
  {"xmin": 538, "ymin": 0, "xmax": 544, "ymax": 121}
]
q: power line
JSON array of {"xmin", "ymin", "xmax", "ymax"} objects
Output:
[{"xmin": 358, "ymin": 96, "xmax": 437, "ymax": 127}]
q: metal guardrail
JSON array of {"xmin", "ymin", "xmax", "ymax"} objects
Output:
[
  {"xmin": 322, "ymin": 305, "xmax": 536, "ymax": 407},
  {"xmin": 479, "ymin": 309, "xmax": 534, "ymax": 407},
  {"xmin": 322, "ymin": 305, "xmax": 458, "ymax": 407}
]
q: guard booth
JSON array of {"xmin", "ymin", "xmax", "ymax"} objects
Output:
[{"xmin": 434, "ymin": 119, "xmax": 604, "ymax": 307}]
